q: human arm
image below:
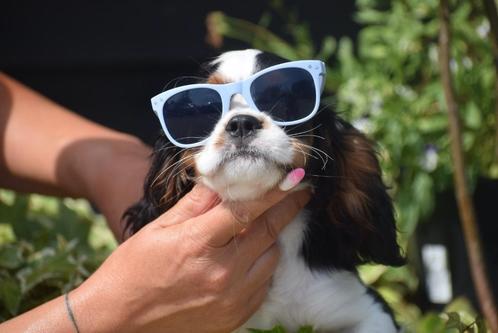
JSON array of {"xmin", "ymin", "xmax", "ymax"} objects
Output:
[
  {"xmin": 0, "ymin": 73, "xmax": 151, "ymax": 239},
  {"xmin": 0, "ymin": 181, "xmax": 310, "ymax": 333}
]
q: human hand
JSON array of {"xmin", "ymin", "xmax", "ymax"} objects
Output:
[{"xmin": 69, "ymin": 178, "xmax": 310, "ymax": 333}]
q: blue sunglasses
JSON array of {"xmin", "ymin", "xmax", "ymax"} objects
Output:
[{"xmin": 151, "ymin": 60, "xmax": 326, "ymax": 148}]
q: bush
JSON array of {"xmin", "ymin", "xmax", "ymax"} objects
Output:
[{"xmin": 0, "ymin": 189, "xmax": 116, "ymax": 321}]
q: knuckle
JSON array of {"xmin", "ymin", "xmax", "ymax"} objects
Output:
[
  {"xmin": 184, "ymin": 187, "xmax": 205, "ymax": 207},
  {"xmin": 230, "ymin": 204, "xmax": 251, "ymax": 226},
  {"xmin": 207, "ymin": 266, "xmax": 232, "ymax": 293},
  {"xmin": 263, "ymin": 215, "xmax": 279, "ymax": 241}
]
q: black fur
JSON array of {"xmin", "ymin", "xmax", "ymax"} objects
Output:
[
  {"xmin": 255, "ymin": 52, "xmax": 289, "ymax": 72},
  {"xmin": 123, "ymin": 136, "xmax": 194, "ymax": 235},
  {"xmin": 301, "ymin": 109, "xmax": 404, "ymax": 271}
]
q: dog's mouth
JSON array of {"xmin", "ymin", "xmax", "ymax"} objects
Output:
[
  {"xmin": 196, "ymin": 145, "xmax": 290, "ymax": 201},
  {"xmin": 222, "ymin": 148, "xmax": 272, "ymax": 164},
  {"xmin": 194, "ymin": 110, "xmax": 300, "ymax": 200}
]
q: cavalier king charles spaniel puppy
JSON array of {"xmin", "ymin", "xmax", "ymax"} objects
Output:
[{"xmin": 124, "ymin": 49, "xmax": 405, "ymax": 332}]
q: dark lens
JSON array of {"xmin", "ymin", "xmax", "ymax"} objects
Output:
[
  {"xmin": 250, "ymin": 68, "xmax": 316, "ymax": 122},
  {"xmin": 162, "ymin": 88, "xmax": 222, "ymax": 145}
]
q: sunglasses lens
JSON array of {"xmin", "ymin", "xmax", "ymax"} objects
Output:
[
  {"xmin": 162, "ymin": 88, "xmax": 222, "ymax": 145},
  {"xmin": 250, "ymin": 68, "xmax": 316, "ymax": 122}
]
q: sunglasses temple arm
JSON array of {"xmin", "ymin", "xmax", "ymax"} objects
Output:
[{"xmin": 319, "ymin": 74, "xmax": 326, "ymax": 94}]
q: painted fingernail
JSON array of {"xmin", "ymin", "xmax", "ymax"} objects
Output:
[{"xmin": 279, "ymin": 168, "xmax": 305, "ymax": 191}]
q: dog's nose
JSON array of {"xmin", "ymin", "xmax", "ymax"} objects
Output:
[{"xmin": 225, "ymin": 115, "xmax": 262, "ymax": 138}]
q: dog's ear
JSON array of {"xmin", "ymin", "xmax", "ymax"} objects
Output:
[
  {"xmin": 123, "ymin": 135, "xmax": 196, "ymax": 236},
  {"xmin": 311, "ymin": 114, "xmax": 404, "ymax": 267}
]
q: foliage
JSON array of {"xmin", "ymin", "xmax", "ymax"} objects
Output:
[
  {"xmin": 0, "ymin": 1, "xmax": 495, "ymax": 332},
  {"xmin": 207, "ymin": 0, "xmax": 495, "ymax": 331},
  {"xmin": 0, "ymin": 189, "xmax": 116, "ymax": 321}
]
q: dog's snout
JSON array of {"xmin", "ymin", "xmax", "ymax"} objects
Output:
[{"xmin": 225, "ymin": 115, "xmax": 262, "ymax": 138}]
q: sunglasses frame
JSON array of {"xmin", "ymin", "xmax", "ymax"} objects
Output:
[{"xmin": 151, "ymin": 60, "xmax": 326, "ymax": 148}]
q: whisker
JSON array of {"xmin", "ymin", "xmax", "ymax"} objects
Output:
[
  {"xmin": 296, "ymin": 142, "xmax": 334, "ymax": 170},
  {"xmin": 307, "ymin": 174, "xmax": 351, "ymax": 179},
  {"xmin": 291, "ymin": 134, "xmax": 326, "ymax": 140},
  {"xmin": 162, "ymin": 75, "xmax": 208, "ymax": 91},
  {"xmin": 154, "ymin": 144, "xmax": 180, "ymax": 153},
  {"xmin": 163, "ymin": 159, "xmax": 195, "ymax": 190},
  {"xmin": 287, "ymin": 123, "xmax": 323, "ymax": 137},
  {"xmin": 151, "ymin": 152, "xmax": 195, "ymax": 186}
]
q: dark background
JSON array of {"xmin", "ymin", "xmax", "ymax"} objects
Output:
[
  {"xmin": 1, "ymin": 0, "xmax": 496, "ymax": 313},
  {"xmin": 0, "ymin": 0, "xmax": 357, "ymax": 145}
]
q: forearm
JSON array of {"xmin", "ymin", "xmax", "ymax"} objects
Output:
[
  {"xmin": 0, "ymin": 73, "xmax": 151, "ymax": 237},
  {"xmin": 0, "ymin": 285, "xmax": 130, "ymax": 333},
  {"xmin": 0, "ymin": 295, "xmax": 75, "ymax": 333}
]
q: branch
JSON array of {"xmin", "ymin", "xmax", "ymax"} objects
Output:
[
  {"xmin": 482, "ymin": 0, "xmax": 498, "ymax": 160},
  {"xmin": 438, "ymin": 1, "xmax": 498, "ymax": 331}
]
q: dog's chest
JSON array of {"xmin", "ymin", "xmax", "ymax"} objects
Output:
[{"xmin": 234, "ymin": 211, "xmax": 396, "ymax": 333}]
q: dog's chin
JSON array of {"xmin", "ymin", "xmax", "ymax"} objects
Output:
[{"xmin": 198, "ymin": 154, "xmax": 286, "ymax": 201}]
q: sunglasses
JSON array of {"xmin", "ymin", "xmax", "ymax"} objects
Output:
[{"xmin": 151, "ymin": 60, "xmax": 326, "ymax": 148}]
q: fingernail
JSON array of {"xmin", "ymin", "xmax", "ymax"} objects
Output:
[{"xmin": 279, "ymin": 168, "xmax": 305, "ymax": 191}]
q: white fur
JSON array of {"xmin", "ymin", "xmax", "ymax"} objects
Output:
[
  {"xmin": 212, "ymin": 49, "xmax": 262, "ymax": 83},
  {"xmin": 234, "ymin": 212, "xmax": 397, "ymax": 333},
  {"xmin": 195, "ymin": 50, "xmax": 398, "ymax": 332},
  {"xmin": 196, "ymin": 107, "xmax": 292, "ymax": 201}
]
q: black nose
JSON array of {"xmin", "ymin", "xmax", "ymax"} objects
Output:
[{"xmin": 225, "ymin": 115, "xmax": 262, "ymax": 138}]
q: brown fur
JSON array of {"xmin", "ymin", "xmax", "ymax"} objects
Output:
[{"xmin": 207, "ymin": 73, "xmax": 228, "ymax": 84}]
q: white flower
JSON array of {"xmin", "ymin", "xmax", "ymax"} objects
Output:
[
  {"xmin": 477, "ymin": 20, "xmax": 490, "ymax": 38},
  {"xmin": 352, "ymin": 117, "xmax": 374, "ymax": 134},
  {"xmin": 421, "ymin": 145, "xmax": 438, "ymax": 172}
]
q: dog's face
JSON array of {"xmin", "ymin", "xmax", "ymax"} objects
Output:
[
  {"xmin": 195, "ymin": 50, "xmax": 308, "ymax": 200},
  {"xmin": 125, "ymin": 49, "xmax": 404, "ymax": 268}
]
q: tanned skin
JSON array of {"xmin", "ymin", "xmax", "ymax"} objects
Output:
[{"xmin": 0, "ymin": 73, "xmax": 309, "ymax": 333}]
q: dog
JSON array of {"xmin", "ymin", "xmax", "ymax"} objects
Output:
[{"xmin": 124, "ymin": 49, "xmax": 404, "ymax": 332}]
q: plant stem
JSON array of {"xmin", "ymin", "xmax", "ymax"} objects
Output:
[
  {"xmin": 482, "ymin": 0, "xmax": 498, "ymax": 161},
  {"xmin": 438, "ymin": 1, "xmax": 498, "ymax": 331}
]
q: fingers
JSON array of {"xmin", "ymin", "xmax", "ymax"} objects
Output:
[
  {"xmin": 243, "ymin": 244, "xmax": 280, "ymax": 289},
  {"xmin": 242, "ymin": 281, "xmax": 272, "ymax": 321},
  {"xmin": 154, "ymin": 184, "xmax": 220, "ymax": 228},
  {"xmin": 237, "ymin": 189, "xmax": 311, "ymax": 265},
  {"xmin": 189, "ymin": 169, "xmax": 306, "ymax": 248}
]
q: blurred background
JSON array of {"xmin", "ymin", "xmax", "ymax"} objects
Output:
[{"xmin": 1, "ymin": 0, "xmax": 497, "ymax": 332}]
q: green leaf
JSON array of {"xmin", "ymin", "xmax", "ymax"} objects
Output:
[
  {"xmin": 316, "ymin": 36, "xmax": 336, "ymax": 62},
  {"xmin": 462, "ymin": 102, "xmax": 482, "ymax": 130},
  {"xmin": 297, "ymin": 326, "xmax": 314, "ymax": 333},
  {"xmin": 445, "ymin": 312, "xmax": 466, "ymax": 331},
  {"xmin": 248, "ymin": 326, "xmax": 287, "ymax": 333},
  {"xmin": 17, "ymin": 247, "xmax": 78, "ymax": 293},
  {"xmin": 0, "ymin": 276, "xmax": 22, "ymax": 316},
  {"xmin": 0, "ymin": 244, "xmax": 23, "ymax": 269},
  {"xmin": 0, "ymin": 195, "xmax": 28, "ymax": 229},
  {"xmin": 417, "ymin": 313, "xmax": 446, "ymax": 333},
  {"xmin": 416, "ymin": 114, "xmax": 448, "ymax": 133},
  {"xmin": 475, "ymin": 316, "xmax": 487, "ymax": 333}
]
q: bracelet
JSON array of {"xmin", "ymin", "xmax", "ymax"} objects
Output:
[{"xmin": 64, "ymin": 292, "xmax": 81, "ymax": 333}]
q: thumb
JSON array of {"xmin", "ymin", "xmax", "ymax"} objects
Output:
[{"xmin": 154, "ymin": 184, "xmax": 220, "ymax": 228}]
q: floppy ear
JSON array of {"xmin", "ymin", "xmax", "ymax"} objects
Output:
[
  {"xmin": 123, "ymin": 135, "xmax": 196, "ymax": 236},
  {"xmin": 308, "ymin": 113, "xmax": 404, "ymax": 267}
]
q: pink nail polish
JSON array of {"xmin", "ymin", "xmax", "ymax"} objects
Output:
[{"xmin": 279, "ymin": 168, "xmax": 306, "ymax": 191}]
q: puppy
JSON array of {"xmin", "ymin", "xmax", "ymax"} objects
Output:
[{"xmin": 124, "ymin": 49, "xmax": 404, "ymax": 332}]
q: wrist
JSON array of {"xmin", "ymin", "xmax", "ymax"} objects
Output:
[{"xmin": 70, "ymin": 278, "xmax": 131, "ymax": 333}]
